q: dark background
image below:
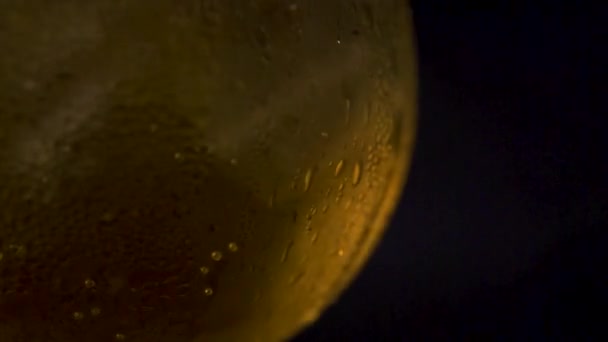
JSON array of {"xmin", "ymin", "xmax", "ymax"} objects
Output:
[{"xmin": 296, "ymin": 4, "xmax": 605, "ymax": 341}]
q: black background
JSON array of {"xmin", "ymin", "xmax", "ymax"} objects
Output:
[{"xmin": 295, "ymin": 4, "xmax": 605, "ymax": 341}]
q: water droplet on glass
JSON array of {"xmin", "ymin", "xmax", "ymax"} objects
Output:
[
  {"xmin": 84, "ymin": 278, "xmax": 96, "ymax": 289},
  {"xmin": 352, "ymin": 162, "xmax": 362, "ymax": 186},
  {"xmin": 269, "ymin": 191, "xmax": 276, "ymax": 208},
  {"xmin": 90, "ymin": 307, "xmax": 101, "ymax": 316},
  {"xmin": 200, "ymin": 266, "xmax": 210, "ymax": 275},
  {"xmin": 9, "ymin": 244, "xmax": 26, "ymax": 258},
  {"xmin": 228, "ymin": 242, "xmax": 239, "ymax": 252},
  {"xmin": 281, "ymin": 241, "xmax": 294, "ymax": 263},
  {"xmin": 303, "ymin": 168, "xmax": 314, "ymax": 192},
  {"xmin": 345, "ymin": 99, "xmax": 351, "ymax": 125},
  {"xmin": 204, "ymin": 287, "xmax": 214, "ymax": 296},
  {"xmin": 211, "ymin": 251, "xmax": 223, "ymax": 261},
  {"xmin": 115, "ymin": 333, "xmax": 126, "ymax": 341},
  {"xmin": 73, "ymin": 312, "xmax": 84, "ymax": 321},
  {"xmin": 335, "ymin": 160, "xmax": 345, "ymax": 176}
]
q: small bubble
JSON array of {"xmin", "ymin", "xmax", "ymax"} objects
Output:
[
  {"xmin": 228, "ymin": 242, "xmax": 239, "ymax": 252},
  {"xmin": 321, "ymin": 132, "xmax": 329, "ymax": 138},
  {"xmin": 100, "ymin": 212, "xmax": 116, "ymax": 223},
  {"xmin": 73, "ymin": 312, "xmax": 84, "ymax": 320},
  {"xmin": 211, "ymin": 251, "xmax": 223, "ymax": 261},
  {"xmin": 338, "ymin": 183, "xmax": 344, "ymax": 191},
  {"xmin": 230, "ymin": 158, "xmax": 238, "ymax": 166},
  {"xmin": 288, "ymin": 3, "xmax": 298, "ymax": 11},
  {"xmin": 200, "ymin": 266, "xmax": 210, "ymax": 275},
  {"xmin": 84, "ymin": 278, "xmax": 96, "ymax": 289},
  {"xmin": 115, "ymin": 333, "xmax": 126, "ymax": 341},
  {"xmin": 338, "ymin": 249, "xmax": 344, "ymax": 257},
  {"xmin": 303, "ymin": 168, "xmax": 314, "ymax": 192},
  {"xmin": 322, "ymin": 205, "xmax": 328, "ymax": 213},
  {"xmin": 352, "ymin": 162, "xmax": 362, "ymax": 186},
  {"xmin": 174, "ymin": 152, "xmax": 184, "ymax": 161},
  {"xmin": 204, "ymin": 287, "xmax": 214, "ymax": 296},
  {"xmin": 335, "ymin": 160, "xmax": 345, "ymax": 176},
  {"xmin": 90, "ymin": 307, "xmax": 101, "ymax": 316}
]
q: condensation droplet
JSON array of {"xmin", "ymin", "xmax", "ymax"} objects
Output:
[
  {"xmin": 281, "ymin": 241, "xmax": 294, "ymax": 263},
  {"xmin": 303, "ymin": 168, "xmax": 314, "ymax": 192},
  {"xmin": 73, "ymin": 312, "xmax": 84, "ymax": 321},
  {"xmin": 352, "ymin": 162, "xmax": 362, "ymax": 186},
  {"xmin": 345, "ymin": 98, "xmax": 351, "ymax": 125},
  {"xmin": 204, "ymin": 287, "xmax": 214, "ymax": 296},
  {"xmin": 91, "ymin": 307, "xmax": 101, "ymax": 316},
  {"xmin": 200, "ymin": 266, "xmax": 210, "ymax": 275},
  {"xmin": 228, "ymin": 242, "xmax": 239, "ymax": 252},
  {"xmin": 335, "ymin": 160, "xmax": 345, "ymax": 176},
  {"xmin": 211, "ymin": 251, "xmax": 223, "ymax": 261},
  {"xmin": 115, "ymin": 333, "xmax": 126, "ymax": 341},
  {"xmin": 269, "ymin": 190, "xmax": 277, "ymax": 208},
  {"xmin": 9, "ymin": 244, "xmax": 26, "ymax": 257},
  {"xmin": 84, "ymin": 278, "xmax": 96, "ymax": 289}
]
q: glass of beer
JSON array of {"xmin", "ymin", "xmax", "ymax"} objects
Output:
[{"xmin": 0, "ymin": 1, "xmax": 416, "ymax": 340}]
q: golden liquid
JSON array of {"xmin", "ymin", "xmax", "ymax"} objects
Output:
[{"xmin": 0, "ymin": 1, "xmax": 416, "ymax": 341}]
